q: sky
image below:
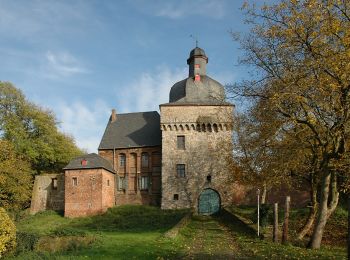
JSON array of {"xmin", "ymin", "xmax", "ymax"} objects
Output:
[{"xmin": 0, "ymin": 0, "xmax": 266, "ymax": 152}]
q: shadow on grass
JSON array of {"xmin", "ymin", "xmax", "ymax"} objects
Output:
[
  {"xmin": 215, "ymin": 209, "xmax": 256, "ymax": 238},
  {"xmin": 68, "ymin": 205, "xmax": 189, "ymax": 233}
]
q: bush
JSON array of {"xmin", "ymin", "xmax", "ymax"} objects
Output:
[
  {"xmin": 15, "ymin": 231, "xmax": 40, "ymax": 254},
  {"xmin": 0, "ymin": 207, "xmax": 16, "ymax": 257}
]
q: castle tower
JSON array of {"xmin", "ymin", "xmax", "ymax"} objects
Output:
[{"xmin": 160, "ymin": 47, "xmax": 234, "ymax": 214}]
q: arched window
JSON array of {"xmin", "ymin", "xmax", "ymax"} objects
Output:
[
  {"xmin": 130, "ymin": 153, "xmax": 137, "ymax": 173},
  {"xmin": 207, "ymin": 123, "xmax": 212, "ymax": 132},
  {"xmin": 141, "ymin": 153, "xmax": 149, "ymax": 168},
  {"xmin": 185, "ymin": 124, "xmax": 190, "ymax": 130},
  {"xmin": 213, "ymin": 123, "xmax": 218, "ymax": 132},
  {"xmin": 201, "ymin": 123, "xmax": 206, "ymax": 132}
]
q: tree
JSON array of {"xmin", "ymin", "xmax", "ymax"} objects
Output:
[
  {"xmin": 233, "ymin": 0, "xmax": 350, "ymax": 249},
  {"xmin": 0, "ymin": 207, "xmax": 16, "ymax": 257},
  {"xmin": 0, "ymin": 140, "xmax": 32, "ymax": 210},
  {"xmin": 0, "ymin": 82, "xmax": 83, "ymax": 174}
]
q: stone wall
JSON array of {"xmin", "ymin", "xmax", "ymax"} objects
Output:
[
  {"xmin": 64, "ymin": 168, "xmax": 115, "ymax": 218},
  {"xmin": 99, "ymin": 146, "xmax": 161, "ymax": 206},
  {"xmin": 30, "ymin": 173, "xmax": 64, "ymax": 214},
  {"xmin": 160, "ymin": 104, "xmax": 235, "ymax": 212}
]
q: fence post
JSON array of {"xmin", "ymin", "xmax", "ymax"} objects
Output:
[
  {"xmin": 273, "ymin": 203, "xmax": 278, "ymax": 243},
  {"xmin": 257, "ymin": 189, "xmax": 260, "ymax": 237},
  {"xmin": 347, "ymin": 195, "xmax": 349, "ymax": 260},
  {"xmin": 282, "ymin": 196, "xmax": 290, "ymax": 245}
]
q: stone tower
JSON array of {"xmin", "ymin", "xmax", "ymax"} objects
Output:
[{"xmin": 160, "ymin": 47, "xmax": 234, "ymax": 214}]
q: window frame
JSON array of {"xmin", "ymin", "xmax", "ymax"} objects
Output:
[
  {"xmin": 177, "ymin": 135, "xmax": 185, "ymax": 150},
  {"xmin": 141, "ymin": 153, "xmax": 149, "ymax": 168},
  {"xmin": 139, "ymin": 176, "xmax": 149, "ymax": 190},
  {"xmin": 72, "ymin": 177, "xmax": 78, "ymax": 186},
  {"xmin": 119, "ymin": 154, "xmax": 126, "ymax": 167},
  {"xmin": 176, "ymin": 164, "xmax": 186, "ymax": 178}
]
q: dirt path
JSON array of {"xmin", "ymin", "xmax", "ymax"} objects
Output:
[{"xmin": 180, "ymin": 215, "xmax": 243, "ymax": 259}]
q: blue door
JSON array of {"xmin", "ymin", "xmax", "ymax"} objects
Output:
[{"xmin": 198, "ymin": 189, "xmax": 220, "ymax": 215}]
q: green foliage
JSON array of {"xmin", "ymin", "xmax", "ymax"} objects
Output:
[
  {"xmin": 0, "ymin": 81, "xmax": 83, "ymax": 174},
  {"xmin": 0, "ymin": 140, "xmax": 32, "ymax": 210},
  {"xmin": 15, "ymin": 231, "xmax": 39, "ymax": 254},
  {"xmin": 253, "ymin": 204, "xmax": 270, "ymax": 227},
  {"xmin": 0, "ymin": 207, "xmax": 16, "ymax": 257}
]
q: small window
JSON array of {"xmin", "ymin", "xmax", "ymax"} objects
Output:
[
  {"xmin": 119, "ymin": 154, "xmax": 126, "ymax": 167},
  {"xmin": 176, "ymin": 164, "xmax": 186, "ymax": 177},
  {"xmin": 140, "ymin": 176, "xmax": 149, "ymax": 190},
  {"xmin": 72, "ymin": 177, "xmax": 78, "ymax": 186},
  {"xmin": 207, "ymin": 175, "xmax": 212, "ymax": 183},
  {"xmin": 177, "ymin": 136, "xmax": 185, "ymax": 149},
  {"xmin": 52, "ymin": 178, "xmax": 58, "ymax": 190},
  {"xmin": 195, "ymin": 64, "xmax": 200, "ymax": 68},
  {"xmin": 141, "ymin": 153, "xmax": 149, "ymax": 168},
  {"xmin": 173, "ymin": 194, "xmax": 179, "ymax": 200},
  {"xmin": 117, "ymin": 176, "xmax": 125, "ymax": 190},
  {"xmin": 107, "ymin": 179, "xmax": 110, "ymax": 186}
]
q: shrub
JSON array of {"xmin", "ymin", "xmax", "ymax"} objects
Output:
[
  {"xmin": 0, "ymin": 207, "xmax": 16, "ymax": 257},
  {"xmin": 15, "ymin": 231, "xmax": 40, "ymax": 254},
  {"xmin": 252, "ymin": 204, "xmax": 270, "ymax": 227}
]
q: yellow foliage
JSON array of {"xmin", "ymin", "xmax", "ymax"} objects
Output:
[{"xmin": 0, "ymin": 207, "xmax": 16, "ymax": 257}]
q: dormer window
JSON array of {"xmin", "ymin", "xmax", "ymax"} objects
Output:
[
  {"xmin": 81, "ymin": 159, "xmax": 87, "ymax": 166},
  {"xmin": 195, "ymin": 74, "xmax": 201, "ymax": 81}
]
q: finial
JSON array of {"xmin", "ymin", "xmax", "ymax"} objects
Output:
[{"xmin": 190, "ymin": 34, "xmax": 198, "ymax": 48}]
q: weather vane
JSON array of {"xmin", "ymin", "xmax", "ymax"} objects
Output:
[{"xmin": 190, "ymin": 34, "xmax": 198, "ymax": 47}]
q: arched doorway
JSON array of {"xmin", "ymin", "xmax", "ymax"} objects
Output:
[{"xmin": 198, "ymin": 188, "xmax": 220, "ymax": 215}]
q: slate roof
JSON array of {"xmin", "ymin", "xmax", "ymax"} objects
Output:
[
  {"xmin": 168, "ymin": 75, "xmax": 228, "ymax": 105},
  {"xmin": 63, "ymin": 153, "xmax": 115, "ymax": 173},
  {"xmin": 98, "ymin": 111, "xmax": 161, "ymax": 150}
]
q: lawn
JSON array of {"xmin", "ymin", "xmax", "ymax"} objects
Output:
[{"xmin": 6, "ymin": 204, "xmax": 347, "ymax": 259}]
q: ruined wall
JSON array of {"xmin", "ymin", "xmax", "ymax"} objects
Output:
[
  {"xmin": 99, "ymin": 146, "xmax": 161, "ymax": 206},
  {"xmin": 64, "ymin": 168, "xmax": 115, "ymax": 218},
  {"xmin": 160, "ymin": 105, "xmax": 235, "ymax": 211},
  {"xmin": 30, "ymin": 173, "xmax": 64, "ymax": 214}
]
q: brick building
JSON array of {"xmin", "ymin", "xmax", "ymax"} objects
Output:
[{"xmin": 30, "ymin": 46, "xmax": 236, "ymax": 217}]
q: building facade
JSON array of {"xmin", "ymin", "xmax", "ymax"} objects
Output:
[{"xmin": 30, "ymin": 46, "xmax": 235, "ymax": 217}]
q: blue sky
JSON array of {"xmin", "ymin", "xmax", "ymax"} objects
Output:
[{"xmin": 0, "ymin": 0, "xmax": 265, "ymax": 152}]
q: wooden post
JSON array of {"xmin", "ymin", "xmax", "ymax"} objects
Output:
[
  {"xmin": 282, "ymin": 196, "xmax": 290, "ymax": 245},
  {"xmin": 347, "ymin": 195, "xmax": 349, "ymax": 260},
  {"xmin": 273, "ymin": 203, "xmax": 278, "ymax": 243},
  {"xmin": 257, "ymin": 189, "xmax": 260, "ymax": 237}
]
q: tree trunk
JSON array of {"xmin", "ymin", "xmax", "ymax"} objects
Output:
[
  {"xmin": 261, "ymin": 183, "xmax": 267, "ymax": 204},
  {"xmin": 297, "ymin": 174, "xmax": 318, "ymax": 240},
  {"xmin": 309, "ymin": 172, "xmax": 331, "ymax": 249},
  {"xmin": 326, "ymin": 172, "xmax": 339, "ymax": 220}
]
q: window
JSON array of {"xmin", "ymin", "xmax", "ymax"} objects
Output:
[
  {"xmin": 141, "ymin": 153, "xmax": 149, "ymax": 168},
  {"xmin": 119, "ymin": 154, "xmax": 126, "ymax": 167},
  {"xmin": 107, "ymin": 179, "xmax": 110, "ymax": 186},
  {"xmin": 176, "ymin": 164, "xmax": 186, "ymax": 177},
  {"xmin": 207, "ymin": 175, "xmax": 212, "ymax": 183},
  {"xmin": 177, "ymin": 136, "xmax": 185, "ymax": 149},
  {"xmin": 52, "ymin": 178, "xmax": 58, "ymax": 190},
  {"xmin": 117, "ymin": 176, "xmax": 125, "ymax": 190},
  {"xmin": 173, "ymin": 194, "xmax": 179, "ymax": 200},
  {"xmin": 72, "ymin": 177, "xmax": 78, "ymax": 186},
  {"xmin": 139, "ymin": 176, "xmax": 149, "ymax": 190},
  {"xmin": 152, "ymin": 152, "xmax": 161, "ymax": 173}
]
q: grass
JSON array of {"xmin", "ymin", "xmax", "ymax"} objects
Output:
[
  {"xmin": 7, "ymin": 204, "xmax": 347, "ymax": 259},
  {"xmin": 11, "ymin": 205, "xmax": 188, "ymax": 259}
]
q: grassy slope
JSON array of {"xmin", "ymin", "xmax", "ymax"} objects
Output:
[
  {"xmin": 13, "ymin": 205, "xmax": 188, "ymax": 259},
  {"xmin": 227, "ymin": 205, "xmax": 347, "ymax": 259},
  {"xmin": 10, "ymin": 205, "xmax": 347, "ymax": 259}
]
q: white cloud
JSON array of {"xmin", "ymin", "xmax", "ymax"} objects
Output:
[
  {"xmin": 45, "ymin": 50, "xmax": 89, "ymax": 78},
  {"xmin": 115, "ymin": 66, "xmax": 187, "ymax": 113},
  {"xmin": 53, "ymin": 99, "xmax": 110, "ymax": 153},
  {"xmin": 136, "ymin": 0, "xmax": 227, "ymax": 19}
]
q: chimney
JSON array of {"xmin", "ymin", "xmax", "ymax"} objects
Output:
[{"xmin": 111, "ymin": 109, "xmax": 117, "ymax": 122}]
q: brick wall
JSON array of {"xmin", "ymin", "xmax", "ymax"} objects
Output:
[
  {"xmin": 64, "ymin": 168, "xmax": 115, "ymax": 218},
  {"xmin": 99, "ymin": 146, "xmax": 161, "ymax": 206}
]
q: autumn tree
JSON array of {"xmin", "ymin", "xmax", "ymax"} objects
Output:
[
  {"xmin": 0, "ymin": 82, "xmax": 83, "ymax": 174},
  {"xmin": 233, "ymin": 0, "xmax": 350, "ymax": 249},
  {"xmin": 0, "ymin": 140, "xmax": 32, "ymax": 210}
]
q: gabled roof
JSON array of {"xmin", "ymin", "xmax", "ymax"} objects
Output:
[
  {"xmin": 63, "ymin": 153, "xmax": 115, "ymax": 173},
  {"xmin": 98, "ymin": 111, "xmax": 161, "ymax": 150}
]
